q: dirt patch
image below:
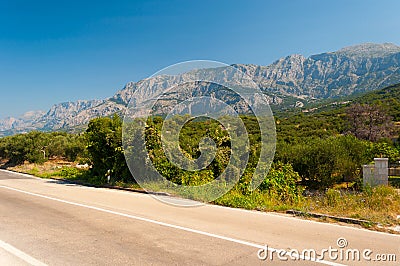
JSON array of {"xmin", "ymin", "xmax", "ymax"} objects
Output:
[{"xmin": 6, "ymin": 159, "xmax": 74, "ymax": 177}]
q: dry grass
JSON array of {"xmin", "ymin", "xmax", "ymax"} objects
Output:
[
  {"xmin": 301, "ymin": 187, "xmax": 400, "ymax": 227},
  {"xmin": 7, "ymin": 160, "xmax": 74, "ymax": 179}
]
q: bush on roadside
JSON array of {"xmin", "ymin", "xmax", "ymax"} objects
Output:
[
  {"xmin": 259, "ymin": 162, "xmax": 303, "ymax": 203},
  {"xmin": 276, "ymin": 135, "xmax": 370, "ymax": 189}
]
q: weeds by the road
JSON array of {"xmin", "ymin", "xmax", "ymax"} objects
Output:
[{"xmin": 303, "ymin": 187, "xmax": 400, "ymax": 226}]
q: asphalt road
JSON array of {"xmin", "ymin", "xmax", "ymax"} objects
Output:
[{"xmin": 0, "ymin": 170, "xmax": 399, "ymax": 265}]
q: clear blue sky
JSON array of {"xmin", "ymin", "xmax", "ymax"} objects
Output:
[{"xmin": 1, "ymin": 0, "xmax": 399, "ymax": 118}]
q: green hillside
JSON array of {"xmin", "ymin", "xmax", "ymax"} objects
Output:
[
  {"xmin": 274, "ymin": 83, "xmax": 400, "ymax": 142},
  {"xmin": 354, "ymin": 83, "xmax": 400, "ymax": 121}
]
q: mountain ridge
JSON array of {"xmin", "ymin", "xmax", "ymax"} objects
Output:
[{"xmin": 2, "ymin": 43, "xmax": 400, "ymax": 136}]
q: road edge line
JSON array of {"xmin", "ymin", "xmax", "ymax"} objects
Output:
[{"xmin": 0, "ymin": 239, "xmax": 47, "ymax": 266}]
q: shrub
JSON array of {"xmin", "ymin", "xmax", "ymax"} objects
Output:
[
  {"xmin": 259, "ymin": 162, "xmax": 303, "ymax": 203},
  {"xmin": 60, "ymin": 167, "xmax": 82, "ymax": 179},
  {"xmin": 276, "ymin": 135, "xmax": 370, "ymax": 189}
]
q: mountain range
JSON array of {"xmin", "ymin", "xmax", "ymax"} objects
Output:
[{"xmin": 1, "ymin": 43, "xmax": 400, "ymax": 136}]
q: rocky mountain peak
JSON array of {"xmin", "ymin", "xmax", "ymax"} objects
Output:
[{"xmin": 333, "ymin": 43, "xmax": 400, "ymax": 58}]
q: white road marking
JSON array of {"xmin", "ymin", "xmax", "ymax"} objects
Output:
[
  {"xmin": 0, "ymin": 169, "xmax": 42, "ymax": 180},
  {"xmin": 0, "ymin": 239, "xmax": 47, "ymax": 266},
  {"xmin": 0, "ymin": 185, "xmax": 344, "ymax": 265}
]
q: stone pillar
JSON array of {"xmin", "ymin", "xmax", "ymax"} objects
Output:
[
  {"xmin": 374, "ymin": 158, "xmax": 388, "ymax": 185},
  {"xmin": 363, "ymin": 158, "xmax": 389, "ymax": 187},
  {"xmin": 362, "ymin": 164, "xmax": 375, "ymax": 186}
]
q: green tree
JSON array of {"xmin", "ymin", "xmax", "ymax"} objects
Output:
[
  {"xmin": 86, "ymin": 114, "xmax": 131, "ymax": 182},
  {"xmin": 276, "ymin": 135, "xmax": 370, "ymax": 189},
  {"xmin": 367, "ymin": 141, "xmax": 400, "ymax": 164}
]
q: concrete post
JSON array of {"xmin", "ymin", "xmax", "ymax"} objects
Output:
[
  {"xmin": 363, "ymin": 158, "xmax": 388, "ymax": 187},
  {"xmin": 362, "ymin": 164, "xmax": 375, "ymax": 186},
  {"xmin": 373, "ymin": 158, "xmax": 388, "ymax": 185}
]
